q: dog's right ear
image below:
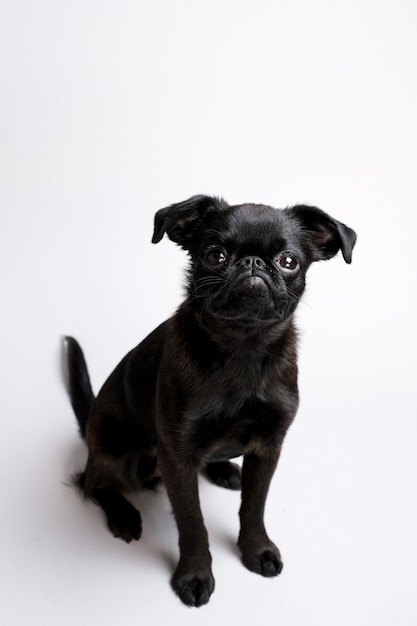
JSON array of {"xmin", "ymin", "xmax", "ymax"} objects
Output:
[{"xmin": 152, "ymin": 195, "xmax": 228, "ymax": 249}]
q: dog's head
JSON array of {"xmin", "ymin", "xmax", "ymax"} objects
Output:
[{"xmin": 152, "ymin": 195, "xmax": 356, "ymax": 327}]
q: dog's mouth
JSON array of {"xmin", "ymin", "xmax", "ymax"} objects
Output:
[
  {"xmin": 212, "ymin": 310, "xmax": 284, "ymax": 327},
  {"xmin": 209, "ymin": 271, "xmax": 288, "ymax": 326},
  {"xmin": 240, "ymin": 275, "xmax": 268, "ymax": 289},
  {"xmin": 235, "ymin": 270, "xmax": 274, "ymax": 297}
]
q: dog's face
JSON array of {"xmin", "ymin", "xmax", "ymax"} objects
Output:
[
  {"xmin": 188, "ymin": 204, "xmax": 311, "ymax": 326},
  {"xmin": 152, "ymin": 195, "xmax": 356, "ymax": 327}
]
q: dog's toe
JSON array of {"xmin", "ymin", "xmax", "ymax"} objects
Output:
[
  {"xmin": 205, "ymin": 461, "xmax": 242, "ymax": 490},
  {"xmin": 240, "ymin": 542, "xmax": 283, "ymax": 577},
  {"xmin": 106, "ymin": 505, "xmax": 142, "ymax": 542},
  {"xmin": 258, "ymin": 549, "xmax": 283, "ymax": 577},
  {"xmin": 172, "ymin": 569, "xmax": 215, "ymax": 607},
  {"xmin": 93, "ymin": 490, "xmax": 142, "ymax": 543}
]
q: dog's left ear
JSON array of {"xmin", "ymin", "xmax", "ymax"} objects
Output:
[
  {"xmin": 152, "ymin": 195, "xmax": 228, "ymax": 249},
  {"xmin": 285, "ymin": 205, "xmax": 357, "ymax": 263}
]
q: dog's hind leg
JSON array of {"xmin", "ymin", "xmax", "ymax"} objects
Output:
[
  {"xmin": 76, "ymin": 457, "xmax": 142, "ymax": 543},
  {"xmin": 91, "ymin": 488, "xmax": 142, "ymax": 542},
  {"xmin": 204, "ymin": 461, "xmax": 242, "ymax": 490}
]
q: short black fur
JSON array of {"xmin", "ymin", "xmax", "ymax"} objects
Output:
[{"xmin": 64, "ymin": 195, "xmax": 356, "ymax": 607}]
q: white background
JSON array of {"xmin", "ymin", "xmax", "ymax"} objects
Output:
[{"xmin": 1, "ymin": 1, "xmax": 416, "ymax": 624}]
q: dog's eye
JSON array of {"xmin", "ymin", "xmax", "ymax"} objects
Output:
[
  {"xmin": 205, "ymin": 247, "xmax": 227, "ymax": 267},
  {"xmin": 276, "ymin": 253, "xmax": 299, "ymax": 272}
]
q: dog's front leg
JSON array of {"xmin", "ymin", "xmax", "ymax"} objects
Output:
[
  {"xmin": 158, "ymin": 444, "xmax": 214, "ymax": 607},
  {"xmin": 238, "ymin": 446, "xmax": 283, "ymax": 577}
]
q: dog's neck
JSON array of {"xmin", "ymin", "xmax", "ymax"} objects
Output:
[{"xmin": 179, "ymin": 301, "xmax": 297, "ymax": 357}]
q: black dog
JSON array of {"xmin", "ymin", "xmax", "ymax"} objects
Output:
[{"xmin": 65, "ymin": 195, "xmax": 356, "ymax": 607}]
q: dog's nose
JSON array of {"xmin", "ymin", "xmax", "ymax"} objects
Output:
[{"xmin": 241, "ymin": 256, "xmax": 266, "ymax": 270}]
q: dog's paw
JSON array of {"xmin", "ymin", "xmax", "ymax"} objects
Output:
[
  {"xmin": 240, "ymin": 542, "xmax": 283, "ymax": 577},
  {"xmin": 171, "ymin": 568, "xmax": 215, "ymax": 608},
  {"xmin": 107, "ymin": 505, "xmax": 142, "ymax": 543},
  {"xmin": 204, "ymin": 461, "xmax": 242, "ymax": 490}
]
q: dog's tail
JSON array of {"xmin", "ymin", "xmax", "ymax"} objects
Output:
[{"xmin": 63, "ymin": 336, "xmax": 95, "ymax": 438}]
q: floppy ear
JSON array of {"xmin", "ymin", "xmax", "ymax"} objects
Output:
[
  {"xmin": 285, "ymin": 205, "xmax": 357, "ymax": 263},
  {"xmin": 152, "ymin": 195, "xmax": 229, "ymax": 249}
]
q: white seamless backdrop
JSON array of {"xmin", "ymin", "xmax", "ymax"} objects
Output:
[{"xmin": 1, "ymin": 1, "xmax": 416, "ymax": 625}]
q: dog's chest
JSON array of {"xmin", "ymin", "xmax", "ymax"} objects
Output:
[
  {"xmin": 176, "ymin": 321, "xmax": 298, "ymax": 461},
  {"xmin": 186, "ymin": 376, "xmax": 295, "ymax": 463}
]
